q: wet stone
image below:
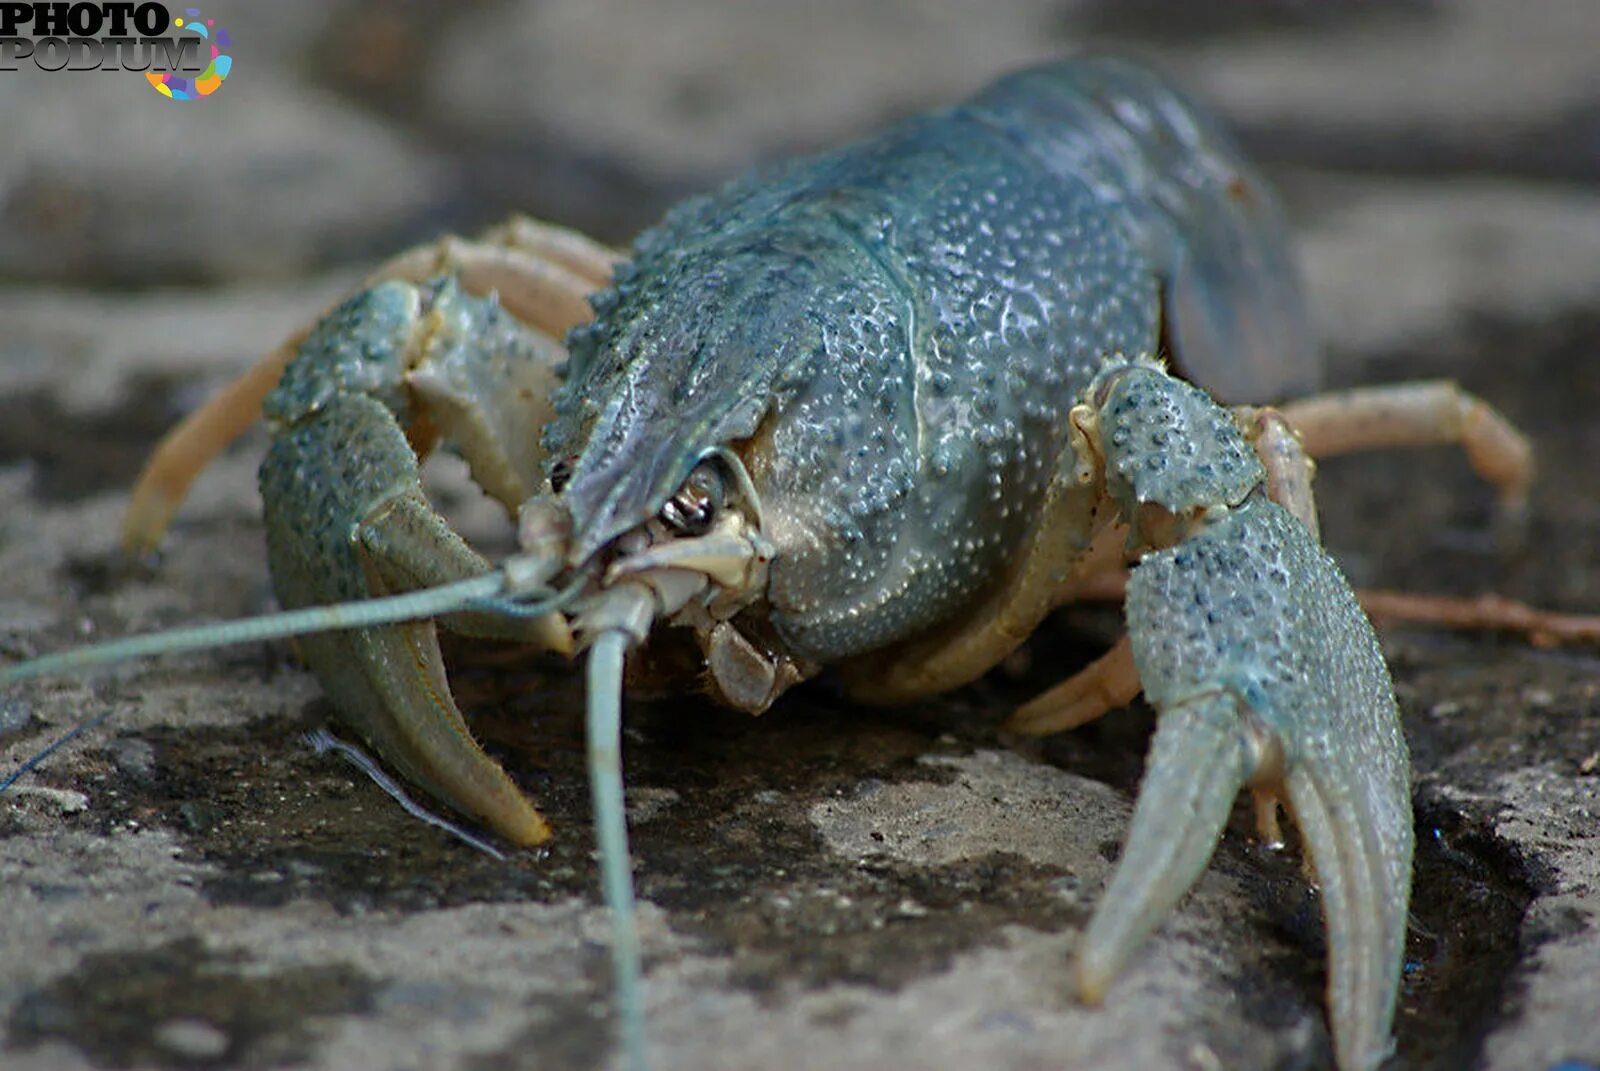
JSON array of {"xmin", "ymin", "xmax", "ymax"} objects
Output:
[
  {"xmin": 6, "ymin": 938, "xmax": 376, "ymax": 1069},
  {"xmin": 0, "ymin": 697, "xmax": 31, "ymax": 740},
  {"xmin": 460, "ymin": 993, "xmax": 611, "ymax": 1071},
  {"xmin": 105, "ymin": 737, "xmax": 157, "ymax": 785},
  {"xmin": 0, "ymin": 379, "xmax": 194, "ymax": 504},
  {"xmin": 93, "ymin": 711, "xmax": 601, "ymax": 915}
]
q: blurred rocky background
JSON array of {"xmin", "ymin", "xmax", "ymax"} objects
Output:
[{"xmin": 2, "ymin": 2, "xmax": 1599, "ymax": 1069}]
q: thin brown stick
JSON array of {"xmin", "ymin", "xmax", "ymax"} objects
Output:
[
  {"xmin": 1060, "ymin": 570, "xmax": 1600, "ymax": 649},
  {"xmin": 1357, "ymin": 590, "xmax": 1600, "ymax": 648}
]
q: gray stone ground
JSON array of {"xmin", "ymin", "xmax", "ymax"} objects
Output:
[{"xmin": 3, "ymin": 2, "xmax": 1600, "ymax": 1069}]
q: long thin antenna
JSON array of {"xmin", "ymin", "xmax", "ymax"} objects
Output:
[
  {"xmin": 0, "ymin": 570, "xmax": 583, "ymax": 687},
  {"xmin": 0, "ymin": 575, "xmax": 501, "ymax": 685},
  {"xmin": 0, "ymin": 567, "xmax": 582, "ymax": 803},
  {"xmin": 587, "ymin": 628, "xmax": 649, "ymax": 1071}
]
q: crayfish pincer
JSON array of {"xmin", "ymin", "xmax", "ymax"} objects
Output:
[{"xmin": 2, "ymin": 57, "xmax": 1535, "ymax": 1071}]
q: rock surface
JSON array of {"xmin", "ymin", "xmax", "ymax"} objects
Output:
[{"xmin": 3, "ymin": 3, "xmax": 1599, "ymax": 1070}]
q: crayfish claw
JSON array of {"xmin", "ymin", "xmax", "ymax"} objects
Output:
[
  {"xmin": 1094, "ymin": 494, "xmax": 1411, "ymax": 1071},
  {"xmin": 256, "ymin": 276, "xmax": 576, "ymax": 846},
  {"xmin": 260, "ymin": 395, "xmax": 556, "ymax": 847},
  {"xmin": 1074, "ymin": 362, "xmax": 1412, "ymax": 1071},
  {"xmin": 1074, "ymin": 688, "xmax": 1257, "ymax": 1004},
  {"xmin": 1286, "ymin": 758, "xmax": 1409, "ymax": 1071}
]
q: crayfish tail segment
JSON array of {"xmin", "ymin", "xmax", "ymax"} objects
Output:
[{"xmin": 1074, "ymin": 689, "xmax": 1256, "ymax": 1003}]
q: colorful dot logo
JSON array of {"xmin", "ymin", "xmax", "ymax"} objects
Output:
[{"xmin": 146, "ymin": 7, "xmax": 232, "ymax": 101}]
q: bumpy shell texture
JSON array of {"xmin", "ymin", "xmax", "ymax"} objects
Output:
[{"xmin": 546, "ymin": 58, "xmax": 1314, "ymax": 663}]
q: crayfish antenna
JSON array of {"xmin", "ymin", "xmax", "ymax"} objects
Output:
[
  {"xmin": 0, "ymin": 559, "xmax": 582, "ymax": 689},
  {"xmin": 304, "ymin": 728, "xmax": 508, "ymax": 860},
  {"xmin": 0, "ymin": 558, "xmax": 576, "ymax": 799},
  {"xmin": 0, "ymin": 574, "xmax": 501, "ymax": 687},
  {"xmin": 587, "ymin": 627, "xmax": 650, "ymax": 1071}
]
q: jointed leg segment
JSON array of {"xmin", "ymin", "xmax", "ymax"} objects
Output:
[
  {"xmin": 1005, "ymin": 635, "xmax": 1139, "ymax": 737},
  {"xmin": 1017, "ymin": 374, "xmax": 1562, "ymax": 733},
  {"xmin": 122, "ymin": 219, "xmax": 620, "ymax": 555},
  {"xmin": 1278, "ymin": 379, "xmax": 1533, "ymax": 517}
]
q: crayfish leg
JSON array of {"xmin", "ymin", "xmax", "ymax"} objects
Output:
[
  {"xmin": 401, "ymin": 217, "xmax": 619, "ymax": 327},
  {"xmin": 122, "ymin": 331, "xmax": 306, "ymax": 556},
  {"xmin": 1004, "ymin": 635, "xmax": 1139, "ymax": 737},
  {"xmin": 1236, "ymin": 404, "xmax": 1322, "ymax": 538},
  {"xmin": 1277, "ymin": 379, "xmax": 1534, "ymax": 522},
  {"xmin": 122, "ymin": 219, "xmax": 618, "ymax": 556}
]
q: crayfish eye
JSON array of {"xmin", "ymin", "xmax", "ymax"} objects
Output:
[
  {"xmin": 659, "ymin": 460, "xmax": 725, "ymax": 536},
  {"xmin": 550, "ymin": 456, "xmax": 577, "ymax": 494}
]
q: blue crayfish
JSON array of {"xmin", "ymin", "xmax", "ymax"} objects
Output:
[{"xmin": 4, "ymin": 57, "xmax": 1536, "ymax": 1071}]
